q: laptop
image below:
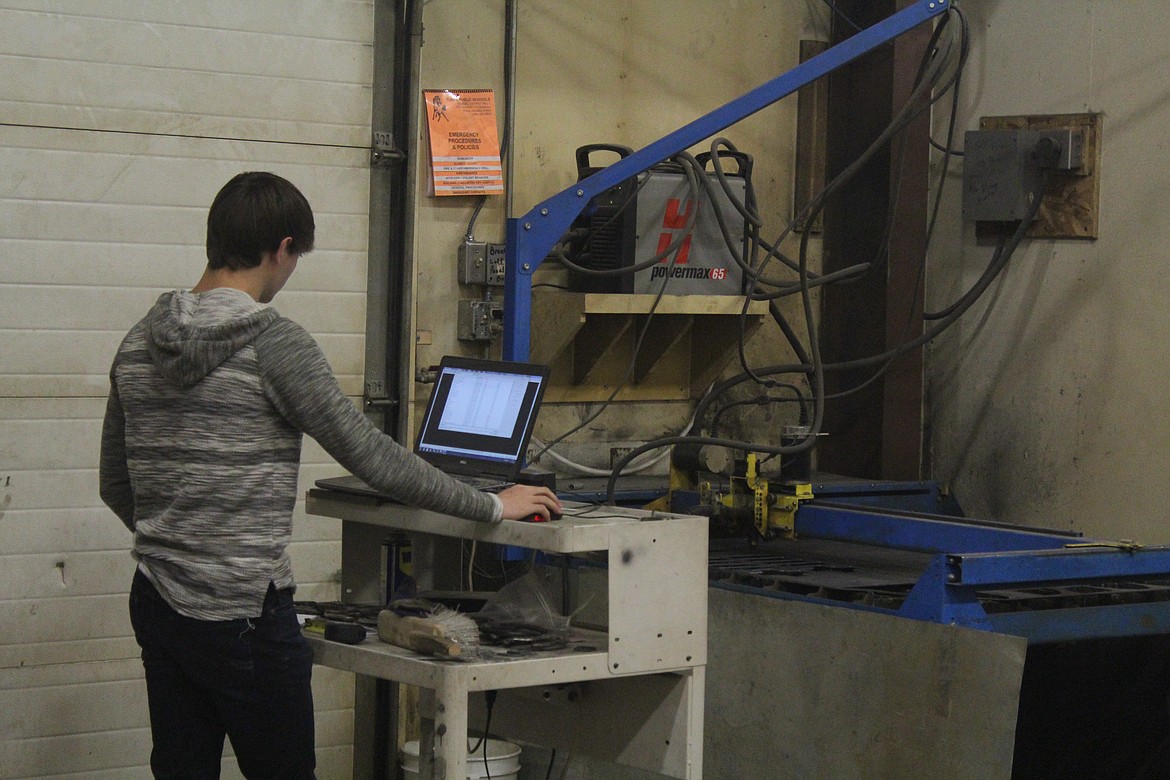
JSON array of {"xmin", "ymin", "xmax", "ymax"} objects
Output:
[{"xmin": 314, "ymin": 356, "xmax": 549, "ymax": 499}]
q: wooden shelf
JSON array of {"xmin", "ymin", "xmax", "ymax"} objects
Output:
[{"xmin": 531, "ymin": 292, "xmax": 768, "ymax": 402}]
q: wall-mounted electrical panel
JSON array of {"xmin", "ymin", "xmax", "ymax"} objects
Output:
[
  {"xmin": 962, "ymin": 128, "xmax": 1084, "ymax": 222},
  {"xmin": 969, "ymin": 113, "xmax": 1102, "ymax": 239}
]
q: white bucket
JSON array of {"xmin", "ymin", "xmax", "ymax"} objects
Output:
[{"xmin": 402, "ymin": 738, "xmax": 521, "ymax": 780}]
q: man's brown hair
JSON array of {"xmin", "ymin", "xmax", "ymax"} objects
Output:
[{"xmin": 206, "ymin": 172, "xmax": 315, "ymax": 270}]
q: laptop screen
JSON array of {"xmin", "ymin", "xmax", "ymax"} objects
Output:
[{"xmin": 414, "ymin": 356, "xmax": 549, "ymax": 479}]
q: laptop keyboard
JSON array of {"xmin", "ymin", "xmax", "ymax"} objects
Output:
[{"xmin": 453, "ymin": 475, "xmax": 512, "ymax": 492}]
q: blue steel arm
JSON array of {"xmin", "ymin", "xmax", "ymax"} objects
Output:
[
  {"xmin": 898, "ymin": 547, "xmax": 1170, "ymax": 641},
  {"xmin": 946, "ymin": 546, "xmax": 1170, "ymax": 586},
  {"xmin": 794, "ymin": 503, "xmax": 1084, "ymax": 555},
  {"xmin": 503, "ymin": 0, "xmax": 951, "ymax": 361}
]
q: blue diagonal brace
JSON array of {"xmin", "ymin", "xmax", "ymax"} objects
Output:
[{"xmin": 503, "ymin": 0, "xmax": 951, "ymax": 360}]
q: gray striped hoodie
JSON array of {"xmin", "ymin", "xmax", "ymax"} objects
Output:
[{"xmin": 100, "ymin": 288, "xmax": 500, "ymax": 620}]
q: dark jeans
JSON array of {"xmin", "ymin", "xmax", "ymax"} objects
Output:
[{"xmin": 129, "ymin": 569, "xmax": 317, "ymax": 779}]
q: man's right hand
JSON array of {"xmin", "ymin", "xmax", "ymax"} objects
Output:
[{"xmin": 497, "ymin": 485, "xmax": 562, "ymax": 521}]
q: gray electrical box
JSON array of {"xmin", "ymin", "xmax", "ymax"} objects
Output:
[
  {"xmin": 457, "ymin": 299, "xmax": 503, "ymax": 342},
  {"xmin": 962, "ymin": 128, "xmax": 1083, "ymax": 221},
  {"xmin": 458, "ymin": 241, "xmax": 506, "ymax": 286}
]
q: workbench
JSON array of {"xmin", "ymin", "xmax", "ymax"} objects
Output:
[{"xmin": 304, "ymin": 491, "xmax": 708, "ymax": 780}]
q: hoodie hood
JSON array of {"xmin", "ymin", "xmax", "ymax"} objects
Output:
[{"xmin": 145, "ymin": 289, "xmax": 280, "ymax": 387}]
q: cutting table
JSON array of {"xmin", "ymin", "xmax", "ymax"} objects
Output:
[
  {"xmin": 694, "ymin": 478, "xmax": 1170, "ymax": 778},
  {"xmin": 702, "ymin": 478, "xmax": 1170, "ymax": 645}
]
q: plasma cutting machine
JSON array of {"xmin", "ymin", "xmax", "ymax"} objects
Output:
[
  {"xmin": 580, "ymin": 435, "xmax": 1170, "ymax": 648},
  {"xmin": 498, "ymin": 0, "xmax": 1170, "ymax": 647},
  {"xmin": 560, "ymin": 144, "xmax": 752, "ymax": 297},
  {"xmin": 554, "ymin": 461, "xmax": 1170, "ymax": 778},
  {"xmin": 493, "ymin": 0, "xmax": 1170, "ymax": 773},
  {"xmin": 670, "ymin": 460, "xmax": 1170, "ymax": 645},
  {"xmin": 502, "ymin": 0, "xmax": 957, "ymax": 363}
]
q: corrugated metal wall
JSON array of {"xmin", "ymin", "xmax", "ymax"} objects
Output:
[{"xmin": 0, "ymin": 2, "xmax": 373, "ymax": 776}]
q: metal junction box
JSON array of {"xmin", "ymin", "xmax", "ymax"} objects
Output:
[{"xmin": 962, "ymin": 128, "xmax": 1084, "ymax": 221}]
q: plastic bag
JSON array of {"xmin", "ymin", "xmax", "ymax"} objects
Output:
[{"xmin": 475, "ymin": 568, "xmax": 570, "ymax": 635}]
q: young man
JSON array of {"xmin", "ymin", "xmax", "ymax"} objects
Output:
[{"xmin": 99, "ymin": 171, "xmax": 560, "ymax": 779}]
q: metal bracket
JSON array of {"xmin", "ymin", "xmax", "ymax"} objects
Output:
[
  {"xmin": 371, "ymin": 131, "xmax": 405, "ymax": 167},
  {"xmin": 363, "ymin": 378, "xmax": 399, "ymax": 410},
  {"xmin": 771, "ymin": 483, "xmax": 812, "ymax": 539},
  {"xmin": 899, "ymin": 555, "xmax": 994, "ymax": 630}
]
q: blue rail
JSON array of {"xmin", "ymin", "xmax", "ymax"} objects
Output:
[
  {"xmin": 793, "ymin": 502, "xmax": 1170, "ymax": 642},
  {"xmin": 795, "ymin": 502, "xmax": 1081, "ymax": 555}
]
